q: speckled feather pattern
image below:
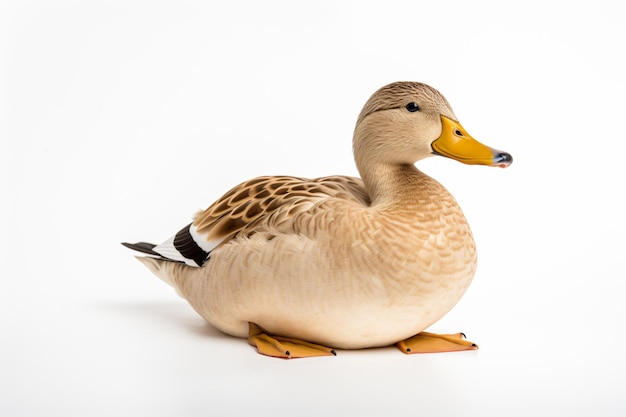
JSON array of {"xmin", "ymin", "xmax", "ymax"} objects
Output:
[
  {"xmin": 133, "ymin": 82, "xmax": 481, "ymax": 349},
  {"xmin": 192, "ymin": 175, "xmax": 370, "ymax": 243}
]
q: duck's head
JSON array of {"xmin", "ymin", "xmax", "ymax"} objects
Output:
[{"xmin": 353, "ymin": 81, "xmax": 512, "ymax": 169}]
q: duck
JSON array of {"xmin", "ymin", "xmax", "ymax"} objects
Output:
[{"xmin": 122, "ymin": 81, "xmax": 512, "ymax": 358}]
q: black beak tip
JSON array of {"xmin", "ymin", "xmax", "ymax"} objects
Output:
[{"xmin": 494, "ymin": 152, "xmax": 513, "ymax": 167}]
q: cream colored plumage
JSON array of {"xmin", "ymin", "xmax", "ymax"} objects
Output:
[{"xmin": 124, "ymin": 81, "xmax": 512, "ymax": 357}]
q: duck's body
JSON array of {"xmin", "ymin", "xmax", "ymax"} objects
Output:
[{"xmin": 124, "ymin": 82, "xmax": 511, "ymax": 357}]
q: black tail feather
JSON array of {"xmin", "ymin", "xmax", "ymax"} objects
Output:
[
  {"xmin": 121, "ymin": 241, "xmax": 160, "ymax": 256},
  {"xmin": 121, "ymin": 241, "xmax": 187, "ymax": 264}
]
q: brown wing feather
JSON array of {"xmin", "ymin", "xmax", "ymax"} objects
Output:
[{"xmin": 192, "ymin": 175, "xmax": 370, "ymax": 246}]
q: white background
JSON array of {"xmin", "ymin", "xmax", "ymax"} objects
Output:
[{"xmin": 2, "ymin": 1, "xmax": 625, "ymax": 416}]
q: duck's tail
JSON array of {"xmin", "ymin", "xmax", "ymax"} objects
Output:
[
  {"xmin": 122, "ymin": 224, "xmax": 214, "ymax": 268},
  {"xmin": 121, "ymin": 241, "xmax": 161, "ymax": 257},
  {"xmin": 122, "ymin": 242, "xmax": 184, "ymax": 296}
]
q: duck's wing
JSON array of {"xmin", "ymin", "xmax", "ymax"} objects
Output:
[{"xmin": 128, "ymin": 175, "xmax": 369, "ymax": 267}]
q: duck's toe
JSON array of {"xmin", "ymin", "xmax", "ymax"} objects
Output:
[
  {"xmin": 247, "ymin": 323, "xmax": 337, "ymax": 359},
  {"xmin": 396, "ymin": 331, "xmax": 479, "ymax": 354}
]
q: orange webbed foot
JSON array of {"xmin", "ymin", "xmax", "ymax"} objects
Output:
[
  {"xmin": 248, "ymin": 323, "xmax": 337, "ymax": 359},
  {"xmin": 396, "ymin": 331, "xmax": 478, "ymax": 354}
]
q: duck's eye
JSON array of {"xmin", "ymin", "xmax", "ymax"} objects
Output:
[{"xmin": 405, "ymin": 102, "xmax": 420, "ymax": 112}]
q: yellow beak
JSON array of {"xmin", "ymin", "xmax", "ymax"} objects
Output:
[{"xmin": 431, "ymin": 116, "xmax": 512, "ymax": 168}]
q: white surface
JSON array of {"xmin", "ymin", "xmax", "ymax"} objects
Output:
[{"xmin": 2, "ymin": 1, "xmax": 625, "ymax": 416}]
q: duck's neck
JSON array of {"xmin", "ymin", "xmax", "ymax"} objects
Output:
[{"xmin": 359, "ymin": 162, "xmax": 433, "ymax": 207}]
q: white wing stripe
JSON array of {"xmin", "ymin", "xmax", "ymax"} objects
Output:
[
  {"xmin": 189, "ymin": 224, "xmax": 224, "ymax": 253},
  {"xmin": 153, "ymin": 236, "xmax": 198, "ymax": 266},
  {"xmin": 152, "ymin": 224, "xmax": 227, "ymax": 267}
]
